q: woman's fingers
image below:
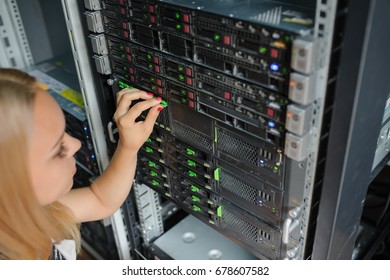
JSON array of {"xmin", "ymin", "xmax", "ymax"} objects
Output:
[
  {"xmin": 114, "ymin": 89, "xmax": 154, "ymax": 122},
  {"xmin": 118, "ymin": 98, "xmax": 161, "ymax": 126}
]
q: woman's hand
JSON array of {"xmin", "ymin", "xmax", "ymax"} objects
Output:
[{"xmin": 113, "ymin": 88, "xmax": 163, "ymax": 152}]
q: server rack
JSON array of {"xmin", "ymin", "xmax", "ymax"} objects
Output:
[{"xmin": 79, "ymin": 0, "xmax": 338, "ymax": 260}]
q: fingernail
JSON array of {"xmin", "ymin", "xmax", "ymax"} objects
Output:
[
  {"xmin": 147, "ymin": 92, "xmax": 153, "ymax": 96},
  {"xmin": 157, "ymin": 106, "xmax": 164, "ymax": 111},
  {"xmin": 156, "ymin": 96, "xmax": 162, "ymax": 101}
]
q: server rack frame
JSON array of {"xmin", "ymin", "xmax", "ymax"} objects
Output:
[
  {"xmin": 312, "ymin": 0, "xmax": 390, "ymax": 260},
  {"xmin": 0, "ymin": 0, "xmax": 33, "ymax": 68}
]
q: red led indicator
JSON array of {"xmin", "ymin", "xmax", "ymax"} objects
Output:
[
  {"xmin": 189, "ymin": 100, "xmax": 195, "ymax": 108},
  {"xmin": 150, "ymin": 16, "xmax": 156, "ymax": 24},
  {"xmin": 123, "ymin": 31, "xmax": 129, "ymax": 38},
  {"xmin": 186, "ymin": 77, "xmax": 193, "ymax": 86},
  {"xmin": 154, "ymin": 66, "xmax": 160, "ymax": 73},
  {"xmin": 130, "ymin": 76, "xmax": 135, "ymax": 82},
  {"xmin": 223, "ymin": 35, "xmax": 231, "ymax": 45},
  {"xmin": 158, "ymin": 87, "xmax": 163, "ymax": 95},
  {"xmin": 127, "ymin": 55, "xmax": 132, "ymax": 62},
  {"xmin": 184, "ymin": 25, "xmax": 190, "ymax": 33},
  {"xmin": 186, "ymin": 68, "xmax": 192, "ymax": 76},
  {"xmin": 224, "ymin": 91, "xmax": 231, "ymax": 100},
  {"xmin": 188, "ymin": 92, "xmax": 194, "ymax": 99},
  {"xmin": 153, "ymin": 56, "xmax": 159, "ymax": 64},
  {"xmin": 125, "ymin": 47, "xmax": 131, "ymax": 53},
  {"xmin": 267, "ymin": 108, "xmax": 275, "ymax": 117},
  {"xmin": 119, "ymin": 0, "xmax": 124, "ymax": 5},
  {"xmin": 157, "ymin": 79, "xmax": 162, "ymax": 86},
  {"xmin": 122, "ymin": 22, "xmax": 127, "ymax": 29},
  {"xmin": 149, "ymin": 5, "xmax": 155, "ymax": 13},
  {"xmin": 183, "ymin": 14, "xmax": 190, "ymax": 23},
  {"xmin": 120, "ymin": 7, "xmax": 126, "ymax": 15},
  {"xmin": 129, "ymin": 67, "xmax": 134, "ymax": 74},
  {"xmin": 271, "ymin": 48, "xmax": 279, "ymax": 59}
]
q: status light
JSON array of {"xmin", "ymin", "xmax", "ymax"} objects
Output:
[
  {"xmin": 268, "ymin": 121, "xmax": 276, "ymax": 128},
  {"xmin": 270, "ymin": 63, "xmax": 279, "ymax": 71}
]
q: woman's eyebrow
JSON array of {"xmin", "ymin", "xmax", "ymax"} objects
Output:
[{"xmin": 51, "ymin": 131, "xmax": 65, "ymax": 151}]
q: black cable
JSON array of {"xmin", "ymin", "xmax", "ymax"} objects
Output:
[{"xmin": 376, "ymin": 192, "xmax": 390, "ymax": 227}]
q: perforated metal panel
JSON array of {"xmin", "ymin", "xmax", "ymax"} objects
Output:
[
  {"xmin": 173, "ymin": 121, "xmax": 213, "ymax": 152},
  {"xmin": 220, "ymin": 171, "xmax": 258, "ymax": 204},
  {"xmin": 217, "ymin": 128, "xmax": 258, "ymax": 166}
]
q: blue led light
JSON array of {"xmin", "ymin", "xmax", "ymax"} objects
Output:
[
  {"xmin": 259, "ymin": 160, "xmax": 265, "ymax": 165},
  {"xmin": 270, "ymin": 63, "xmax": 279, "ymax": 71},
  {"xmin": 84, "ymin": 126, "xmax": 88, "ymax": 131},
  {"xmin": 91, "ymin": 155, "xmax": 95, "ymax": 159},
  {"xmin": 268, "ymin": 121, "xmax": 276, "ymax": 127}
]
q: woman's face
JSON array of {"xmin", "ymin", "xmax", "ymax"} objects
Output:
[{"xmin": 28, "ymin": 88, "xmax": 81, "ymax": 205}]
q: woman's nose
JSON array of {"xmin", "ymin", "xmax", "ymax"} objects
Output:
[{"xmin": 65, "ymin": 133, "xmax": 82, "ymax": 156}]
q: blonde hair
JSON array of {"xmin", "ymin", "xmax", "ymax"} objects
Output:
[{"xmin": 0, "ymin": 69, "xmax": 80, "ymax": 259}]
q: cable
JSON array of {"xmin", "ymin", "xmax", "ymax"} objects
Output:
[{"xmin": 376, "ymin": 192, "xmax": 390, "ymax": 227}]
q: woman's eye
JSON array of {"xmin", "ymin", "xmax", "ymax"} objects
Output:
[{"xmin": 56, "ymin": 144, "xmax": 68, "ymax": 158}]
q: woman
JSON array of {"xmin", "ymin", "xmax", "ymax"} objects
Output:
[{"xmin": 0, "ymin": 68, "xmax": 163, "ymax": 259}]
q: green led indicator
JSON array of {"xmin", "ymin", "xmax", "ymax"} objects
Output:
[
  {"xmin": 147, "ymin": 54, "xmax": 152, "ymax": 60},
  {"xmin": 121, "ymin": 53, "xmax": 126, "ymax": 59},
  {"xmin": 150, "ymin": 77, "xmax": 155, "ymax": 82},
  {"xmin": 282, "ymin": 67, "xmax": 287, "ymax": 73},
  {"xmin": 160, "ymin": 100, "xmax": 168, "ymax": 108},
  {"xmin": 175, "ymin": 12, "xmax": 181, "ymax": 19},
  {"xmin": 179, "ymin": 74, "xmax": 185, "ymax": 81},
  {"xmin": 272, "ymin": 207, "xmax": 276, "ymax": 213},
  {"xmin": 181, "ymin": 89, "xmax": 186, "ymax": 95},
  {"xmin": 176, "ymin": 24, "xmax": 182, "ymax": 30},
  {"xmin": 191, "ymin": 196, "xmax": 200, "ymax": 202},
  {"xmin": 214, "ymin": 34, "xmax": 220, "ymax": 41},
  {"xmin": 150, "ymin": 170, "xmax": 158, "ymax": 177},
  {"xmin": 217, "ymin": 206, "xmax": 223, "ymax": 217},
  {"xmin": 191, "ymin": 185, "xmax": 200, "ymax": 192},
  {"xmin": 181, "ymin": 97, "xmax": 187, "ymax": 104},
  {"xmin": 188, "ymin": 170, "xmax": 197, "ymax": 177},
  {"xmin": 273, "ymin": 166, "xmax": 279, "ymax": 172},
  {"xmin": 260, "ymin": 47, "xmax": 267, "ymax": 54},
  {"xmin": 143, "ymin": 14, "xmax": 148, "ymax": 20},
  {"xmin": 187, "ymin": 160, "xmax": 196, "ymax": 167},
  {"xmin": 151, "ymin": 179, "xmax": 160, "ymax": 186},
  {"xmin": 118, "ymin": 81, "xmax": 133, "ymax": 89},
  {"xmin": 214, "ymin": 168, "xmax": 220, "ymax": 181},
  {"xmin": 148, "ymin": 161, "xmax": 156, "ymax": 168},
  {"xmin": 178, "ymin": 66, "xmax": 184, "ymax": 72},
  {"xmin": 284, "ymin": 36, "xmax": 290, "ymax": 42},
  {"xmin": 146, "ymin": 138, "xmax": 152, "ymax": 143},
  {"xmin": 145, "ymin": 146, "xmax": 153, "ymax": 153},
  {"xmin": 148, "ymin": 64, "xmax": 153, "ymax": 69},
  {"xmin": 193, "ymin": 205, "xmax": 201, "ymax": 212},
  {"xmin": 120, "ymin": 45, "xmax": 124, "ymax": 50},
  {"xmin": 186, "ymin": 148, "xmax": 195, "ymax": 156}
]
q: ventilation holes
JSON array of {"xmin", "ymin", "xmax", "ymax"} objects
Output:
[
  {"xmin": 173, "ymin": 122, "xmax": 213, "ymax": 151},
  {"xmin": 217, "ymin": 129, "xmax": 258, "ymax": 166}
]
